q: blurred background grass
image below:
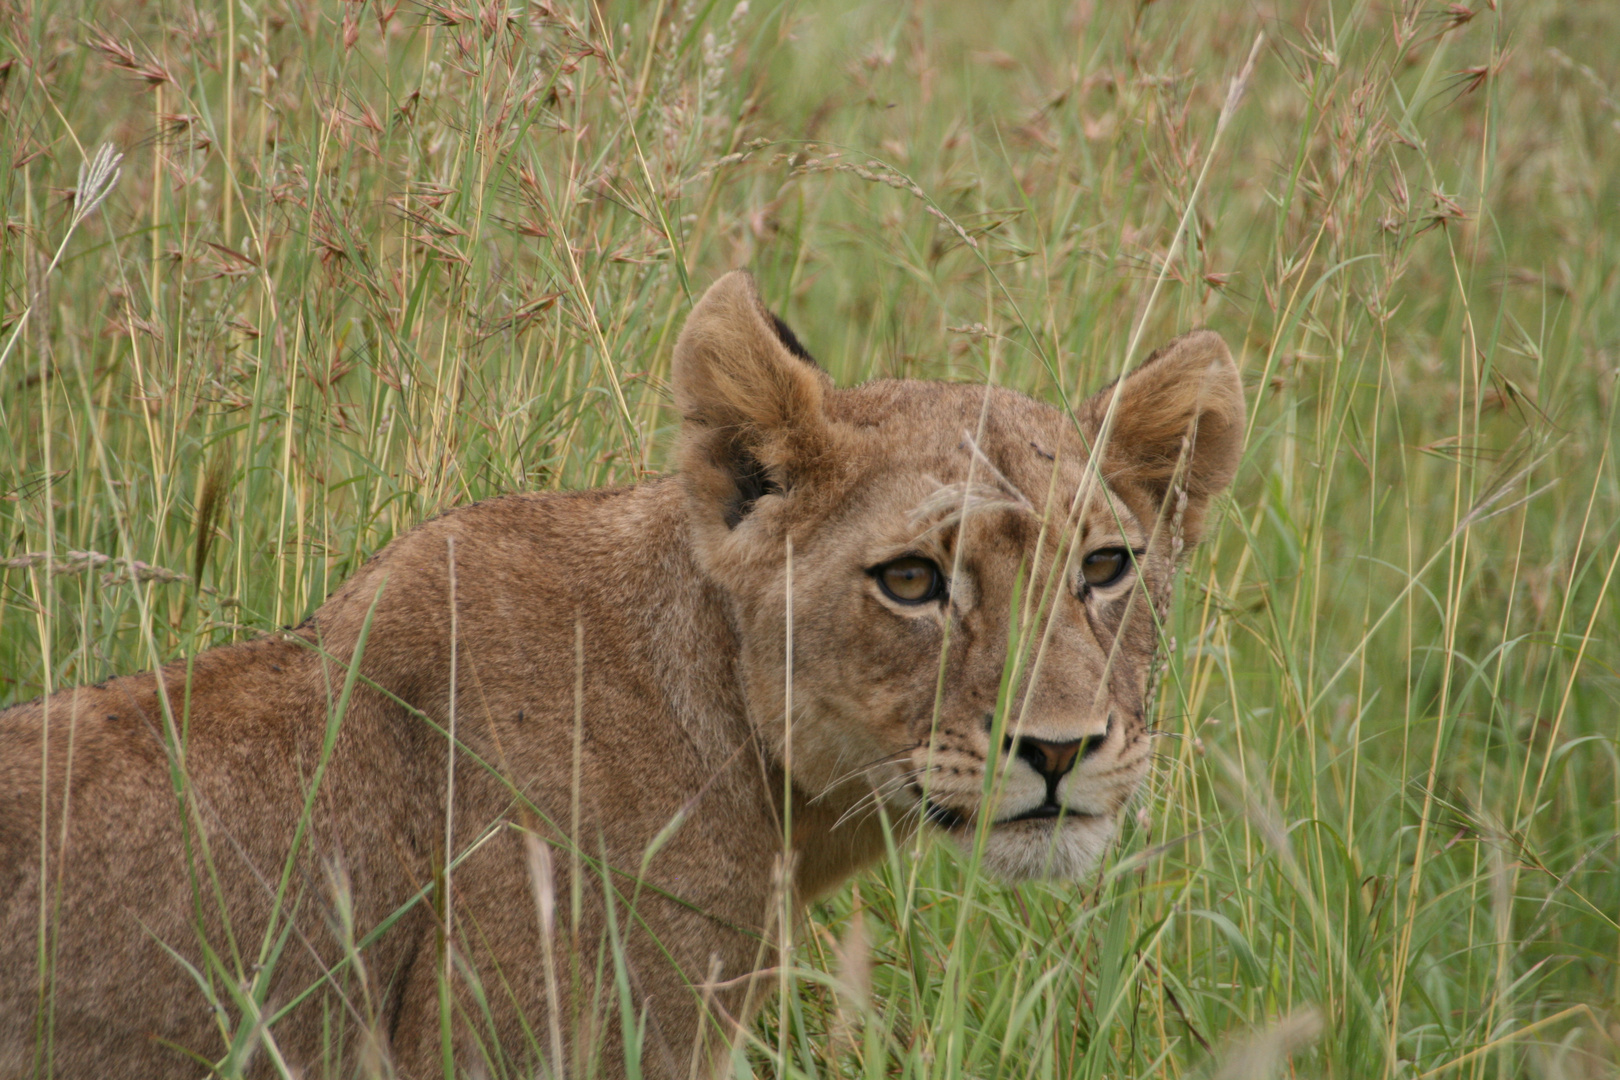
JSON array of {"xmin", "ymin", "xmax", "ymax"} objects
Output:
[{"xmin": 2, "ymin": 0, "xmax": 1618, "ymax": 1075}]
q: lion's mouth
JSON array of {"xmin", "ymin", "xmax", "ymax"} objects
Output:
[
  {"xmin": 1003, "ymin": 802, "xmax": 1070, "ymax": 823},
  {"xmin": 922, "ymin": 798, "xmax": 1096, "ymax": 830}
]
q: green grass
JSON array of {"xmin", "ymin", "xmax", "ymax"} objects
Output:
[{"xmin": 3, "ymin": 0, "xmax": 1619, "ymax": 1076}]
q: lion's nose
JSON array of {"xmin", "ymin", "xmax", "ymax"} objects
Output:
[{"xmin": 1006, "ymin": 735, "xmax": 1085, "ymax": 782}]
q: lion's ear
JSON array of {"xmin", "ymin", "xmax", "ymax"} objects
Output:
[
  {"xmin": 673, "ymin": 271, "xmax": 832, "ymax": 529},
  {"xmin": 1081, "ymin": 329, "xmax": 1245, "ymax": 543}
]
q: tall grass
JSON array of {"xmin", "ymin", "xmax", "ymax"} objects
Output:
[{"xmin": 3, "ymin": 0, "xmax": 1618, "ymax": 1076}]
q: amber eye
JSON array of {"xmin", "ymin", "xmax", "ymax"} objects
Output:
[
  {"xmin": 874, "ymin": 556, "xmax": 945, "ymax": 604},
  {"xmin": 1080, "ymin": 547, "xmax": 1132, "ymax": 589}
]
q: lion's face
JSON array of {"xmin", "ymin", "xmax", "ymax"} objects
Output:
[
  {"xmin": 761, "ymin": 408, "xmax": 1171, "ymax": 881},
  {"xmin": 673, "ymin": 273, "xmax": 1243, "ymax": 883}
]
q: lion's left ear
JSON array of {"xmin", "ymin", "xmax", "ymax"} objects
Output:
[
  {"xmin": 1081, "ymin": 330, "xmax": 1245, "ymax": 543},
  {"xmin": 673, "ymin": 271, "xmax": 833, "ymax": 531}
]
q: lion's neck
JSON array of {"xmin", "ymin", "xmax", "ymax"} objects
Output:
[
  {"xmin": 621, "ymin": 482, "xmax": 888, "ymax": 902},
  {"xmin": 615, "ymin": 480, "xmax": 755, "ymax": 761},
  {"xmin": 784, "ymin": 784, "xmax": 894, "ymax": 900}
]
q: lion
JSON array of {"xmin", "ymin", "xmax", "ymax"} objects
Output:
[{"xmin": 0, "ymin": 270, "xmax": 1244, "ymax": 1079}]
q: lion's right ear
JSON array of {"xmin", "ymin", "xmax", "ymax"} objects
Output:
[
  {"xmin": 673, "ymin": 271, "xmax": 833, "ymax": 529},
  {"xmin": 1080, "ymin": 329, "xmax": 1245, "ymax": 545}
]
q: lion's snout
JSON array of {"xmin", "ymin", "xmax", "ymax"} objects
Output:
[{"xmin": 901, "ymin": 708, "xmax": 1141, "ymax": 881}]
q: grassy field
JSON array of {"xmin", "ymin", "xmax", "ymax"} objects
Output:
[{"xmin": 3, "ymin": 0, "xmax": 1619, "ymax": 1075}]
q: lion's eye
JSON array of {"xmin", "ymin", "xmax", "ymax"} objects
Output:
[
  {"xmin": 1080, "ymin": 547, "xmax": 1131, "ymax": 589},
  {"xmin": 874, "ymin": 556, "xmax": 945, "ymax": 604}
]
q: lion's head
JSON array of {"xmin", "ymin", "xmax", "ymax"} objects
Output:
[{"xmin": 672, "ymin": 272, "xmax": 1244, "ymax": 882}]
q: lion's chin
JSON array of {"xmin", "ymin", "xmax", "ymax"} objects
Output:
[{"xmin": 965, "ymin": 815, "xmax": 1117, "ymax": 882}]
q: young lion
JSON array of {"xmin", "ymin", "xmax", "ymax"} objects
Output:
[{"xmin": 0, "ymin": 271, "xmax": 1243, "ymax": 1078}]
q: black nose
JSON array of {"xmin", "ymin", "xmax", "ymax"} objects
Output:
[{"xmin": 1007, "ymin": 735, "xmax": 1085, "ymax": 782}]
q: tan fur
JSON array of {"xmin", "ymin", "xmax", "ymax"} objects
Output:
[{"xmin": 0, "ymin": 271, "xmax": 1244, "ymax": 1078}]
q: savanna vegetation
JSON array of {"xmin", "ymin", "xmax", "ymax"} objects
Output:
[{"xmin": 2, "ymin": 0, "xmax": 1618, "ymax": 1075}]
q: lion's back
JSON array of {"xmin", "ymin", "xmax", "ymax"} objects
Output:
[
  {"xmin": 0, "ymin": 674, "xmax": 199, "ymax": 1065},
  {"xmin": 0, "ymin": 477, "xmax": 743, "ymax": 1076},
  {"xmin": 0, "ymin": 674, "xmax": 170, "ymax": 861}
]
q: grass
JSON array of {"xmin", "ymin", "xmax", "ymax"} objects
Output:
[{"xmin": 3, "ymin": 0, "xmax": 1619, "ymax": 1075}]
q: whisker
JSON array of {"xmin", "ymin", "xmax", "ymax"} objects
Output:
[
  {"xmin": 818, "ymin": 748, "xmax": 916, "ymax": 794},
  {"xmin": 830, "ymin": 770, "xmax": 926, "ymax": 832}
]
